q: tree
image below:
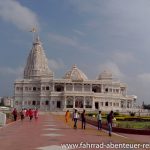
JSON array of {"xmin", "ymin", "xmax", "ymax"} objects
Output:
[{"xmin": 143, "ymin": 104, "xmax": 150, "ymax": 110}]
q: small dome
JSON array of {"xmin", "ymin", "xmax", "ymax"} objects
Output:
[
  {"xmin": 97, "ymin": 70, "xmax": 113, "ymax": 80},
  {"xmin": 64, "ymin": 64, "xmax": 88, "ymax": 81}
]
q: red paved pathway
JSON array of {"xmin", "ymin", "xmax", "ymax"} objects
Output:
[{"xmin": 0, "ymin": 112, "xmax": 149, "ymax": 150}]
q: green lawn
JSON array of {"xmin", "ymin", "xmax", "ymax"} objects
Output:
[
  {"xmin": 116, "ymin": 121, "xmax": 150, "ymax": 129},
  {"xmin": 86, "ymin": 116, "xmax": 150, "ymax": 129}
]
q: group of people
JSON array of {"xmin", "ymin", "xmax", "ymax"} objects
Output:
[
  {"xmin": 65, "ymin": 109, "xmax": 114, "ymax": 136},
  {"xmin": 12, "ymin": 108, "xmax": 39, "ymax": 121}
]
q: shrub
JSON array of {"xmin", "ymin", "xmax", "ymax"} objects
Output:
[
  {"xmin": 114, "ymin": 112, "xmax": 120, "ymax": 116},
  {"xmin": 87, "ymin": 113, "xmax": 97, "ymax": 117},
  {"xmin": 115, "ymin": 117, "xmax": 125, "ymax": 121},
  {"xmin": 129, "ymin": 112, "xmax": 136, "ymax": 116}
]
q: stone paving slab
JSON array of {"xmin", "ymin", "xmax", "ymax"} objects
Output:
[{"xmin": 0, "ymin": 113, "xmax": 149, "ymax": 150}]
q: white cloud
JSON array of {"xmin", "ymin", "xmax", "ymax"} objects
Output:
[
  {"xmin": 98, "ymin": 62, "xmax": 124, "ymax": 79},
  {"xmin": 48, "ymin": 33, "xmax": 78, "ymax": 47},
  {"xmin": 0, "ymin": 66, "xmax": 24, "ymax": 78},
  {"xmin": 48, "ymin": 32, "xmax": 97, "ymax": 54},
  {"xmin": 112, "ymin": 51, "xmax": 135, "ymax": 65},
  {"xmin": 48, "ymin": 59, "xmax": 65, "ymax": 71},
  {"xmin": 0, "ymin": 0, "xmax": 39, "ymax": 30},
  {"xmin": 67, "ymin": 0, "xmax": 101, "ymax": 14},
  {"xmin": 73, "ymin": 29, "xmax": 86, "ymax": 36},
  {"xmin": 137, "ymin": 73, "xmax": 150, "ymax": 83}
]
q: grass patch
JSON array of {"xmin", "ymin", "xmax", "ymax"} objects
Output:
[{"xmin": 117, "ymin": 121, "xmax": 150, "ymax": 129}]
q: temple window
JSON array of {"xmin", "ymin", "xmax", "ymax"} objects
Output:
[
  {"xmin": 92, "ymin": 85, "xmax": 101, "ymax": 93},
  {"xmin": 46, "ymin": 86, "xmax": 49, "ymax": 90},
  {"xmin": 55, "ymin": 84, "xmax": 64, "ymax": 92},
  {"xmin": 16, "ymin": 87, "xmax": 19, "ymax": 91},
  {"xmin": 33, "ymin": 87, "xmax": 36, "ymax": 91},
  {"xmin": 45, "ymin": 101, "xmax": 49, "ymax": 105},
  {"xmin": 105, "ymin": 88, "xmax": 108, "ymax": 92},
  {"xmin": 32, "ymin": 101, "xmax": 36, "ymax": 105},
  {"xmin": 25, "ymin": 87, "xmax": 28, "ymax": 91},
  {"xmin": 105, "ymin": 102, "xmax": 108, "ymax": 106},
  {"xmin": 66, "ymin": 84, "xmax": 73, "ymax": 91}
]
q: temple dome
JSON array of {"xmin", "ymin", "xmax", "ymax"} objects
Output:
[
  {"xmin": 24, "ymin": 36, "xmax": 53, "ymax": 79},
  {"xmin": 97, "ymin": 70, "xmax": 113, "ymax": 80},
  {"xmin": 64, "ymin": 65, "xmax": 88, "ymax": 81}
]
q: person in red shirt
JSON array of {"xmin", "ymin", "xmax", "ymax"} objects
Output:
[{"xmin": 28, "ymin": 109, "xmax": 33, "ymax": 120}]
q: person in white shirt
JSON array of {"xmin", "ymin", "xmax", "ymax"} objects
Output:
[
  {"xmin": 73, "ymin": 109, "xmax": 78, "ymax": 129},
  {"xmin": 97, "ymin": 111, "xmax": 102, "ymax": 130}
]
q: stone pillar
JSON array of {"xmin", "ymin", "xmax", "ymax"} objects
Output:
[
  {"xmin": 83, "ymin": 97, "xmax": 86, "ymax": 109},
  {"xmin": 73, "ymin": 96, "xmax": 75, "ymax": 108},
  {"xmin": 125, "ymin": 100, "xmax": 128, "ymax": 108},
  {"xmin": 101, "ymin": 84, "xmax": 105, "ymax": 93},
  {"xmin": 64, "ymin": 96, "xmax": 66, "ymax": 109},
  {"xmin": 22, "ymin": 100, "xmax": 24, "ymax": 108},
  {"xmin": 92, "ymin": 98, "xmax": 95, "ymax": 110},
  {"xmin": 82, "ymin": 83, "xmax": 84, "ymax": 92},
  {"xmin": 64, "ymin": 83, "xmax": 66, "ymax": 92},
  {"xmin": 73, "ymin": 83, "xmax": 74, "ymax": 91},
  {"xmin": 52, "ymin": 83, "xmax": 54, "ymax": 91},
  {"xmin": 90, "ymin": 84, "xmax": 92, "ymax": 92}
]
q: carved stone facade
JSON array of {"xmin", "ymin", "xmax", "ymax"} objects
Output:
[{"xmin": 14, "ymin": 37, "xmax": 137, "ymax": 112}]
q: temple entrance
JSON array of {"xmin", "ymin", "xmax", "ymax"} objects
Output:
[
  {"xmin": 95, "ymin": 102, "xmax": 99, "ymax": 109},
  {"xmin": 57, "ymin": 101, "xmax": 61, "ymax": 108},
  {"xmin": 75, "ymin": 99, "xmax": 83, "ymax": 108}
]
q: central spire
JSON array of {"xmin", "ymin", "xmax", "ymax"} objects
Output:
[{"xmin": 24, "ymin": 35, "xmax": 53, "ymax": 79}]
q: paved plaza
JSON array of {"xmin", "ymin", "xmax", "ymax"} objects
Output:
[{"xmin": 0, "ymin": 112, "xmax": 149, "ymax": 150}]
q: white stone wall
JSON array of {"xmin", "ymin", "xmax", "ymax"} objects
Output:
[{"xmin": 0, "ymin": 112, "xmax": 6, "ymax": 126}]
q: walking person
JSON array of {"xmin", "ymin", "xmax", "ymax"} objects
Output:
[
  {"xmin": 25, "ymin": 109, "xmax": 29, "ymax": 117},
  {"xmin": 20, "ymin": 109, "xmax": 25, "ymax": 121},
  {"xmin": 81, "ymin": 109, "xmax": 86, "ymax": 129},
  {"xmin": 34, "ymin": 108, "xmax": 39, "ymax": 120},
  {"xmin": 12, "ymin": 108, "xmax": 17, "ymax": 121},
  {"xmin": 28, "ymin": 109, "xmax": 33, "ymax": 121},
  {"xmin": 73, "ymin": 109, "xmax": 79, "ymax": 129},
  {"xmin": 107, "ymin": 111, "xmax": 114, "ymax": 136},
  {"xmin": 97, "ymin": 111, "xmax": 102, "ymax": 130},
  {"xmin": 65, "ymin": 110, "xmax": 70, "ymax": 123}
]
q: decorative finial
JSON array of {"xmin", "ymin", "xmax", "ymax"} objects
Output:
[
  {"xmin": 30, "ymin": 27, "xmax": 38, "ymax": 43},
  {"xmin": 73, "ymin": 64, "xmax": 77, "ymax": 69}
]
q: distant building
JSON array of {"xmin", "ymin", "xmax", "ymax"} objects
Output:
[
  {"xmin": 2, "ymin": 97, "xmax": 13, "ymax": 107},
  {"xmin": 14, "ymin": 36, "xmax": 137, "ymax": 111}
]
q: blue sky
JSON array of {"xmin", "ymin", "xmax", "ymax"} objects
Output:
[{"xmin": 0, "ymin": 0, "xmax": 150, "ymax": 104}]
